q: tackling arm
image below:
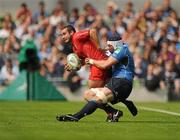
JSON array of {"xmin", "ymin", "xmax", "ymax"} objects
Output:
[{"xmin": 86, "ymin": 56, "xmax": 118, "ymax": 69}]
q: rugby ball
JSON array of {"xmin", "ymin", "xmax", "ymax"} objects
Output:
[{"xmin": 67, "ymin": 53, "xmax": 82, "ymax": 70}]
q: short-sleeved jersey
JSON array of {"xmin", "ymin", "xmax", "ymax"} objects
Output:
[
  {"xmin": 111, "ymin": 43, "xmax": 135, "ymax": 82},
  {"xmin": 72, "ymin": 30, "xmax": 108, "ymax": 60}
]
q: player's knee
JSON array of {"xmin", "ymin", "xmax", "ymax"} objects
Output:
[
  {"xmin": 83, "ymin": 92, "xmax": 88, "ymax": 101},
  {"xmin": 89, "ymin": 88, "xmax": 108, "ymax": 103},
  {"xmin": 83, "ymin": 90, "xmax": 94, "ymax": 101},
  {"xmin": 84, "ymin": 94, "xmax": 103, "ymax": 104}
]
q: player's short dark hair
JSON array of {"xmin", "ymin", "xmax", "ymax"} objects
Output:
[{"xmin": 63, "ymin": 25, "xmax": 76, "ymax": 33}]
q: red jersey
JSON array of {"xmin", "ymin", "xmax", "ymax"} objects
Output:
[
  {"xmin": 72, "ymin": 30, "xmax": 108, "ymax": 60},
  {"xmin": 71, "ymin": 30, "xmax": 110, "ymax": 81}
]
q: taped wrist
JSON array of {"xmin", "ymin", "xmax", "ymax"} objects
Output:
[{"xmin": 89, "ymin": 59, "xmax": 94, "ymax": 65}]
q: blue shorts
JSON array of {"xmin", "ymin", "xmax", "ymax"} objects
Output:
[{"xmin": 105, "ymin": 78, "xmax": 133, "ymax": 104}]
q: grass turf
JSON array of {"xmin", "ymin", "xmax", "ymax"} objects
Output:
[{"xmin": 0, "ymin": 101, "xmax": 180, "ymax": 140}]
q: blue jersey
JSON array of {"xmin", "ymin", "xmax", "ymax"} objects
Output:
[{"xmin": 110, "ymin": 43, "xmax": 135, "ymax": 82}]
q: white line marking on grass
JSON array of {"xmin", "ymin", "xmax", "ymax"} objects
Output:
[
  {"xmin": 138, "ymin": 106, "xmax": 180, "ymax": 117},
  {"xmin": 118, "ymin": 104, "xmax": 180, "ymax": 117}
]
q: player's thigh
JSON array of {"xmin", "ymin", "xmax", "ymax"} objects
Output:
[
  {"xmin": 98, "ymin": 87, "xmax": 114, "ymax": 102},
  {"xmin": 85, "ymin": 87, "xmax": 114, "ymax": 103}
]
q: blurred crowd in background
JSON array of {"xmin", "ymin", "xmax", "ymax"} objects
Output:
[{"xmin": 0, "ymin": 0, "xmax": 179, "ymax": 96}]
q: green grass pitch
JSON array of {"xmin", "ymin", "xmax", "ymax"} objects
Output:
[{"xmin": 0, "ymin": 101, "xmax": 180, "ymax": 140}]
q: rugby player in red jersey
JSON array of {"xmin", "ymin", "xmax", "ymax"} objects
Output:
[
  {"xmin": 60, "ymin": 25, "xmax": 110, "ymax": 88},
  {"xmin": 56, "ymin": 25, "xmax": 121, "ymax": 121}
]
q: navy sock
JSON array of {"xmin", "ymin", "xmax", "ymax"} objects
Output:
[
  {"xmin": 98, "ymin": 103, "xmax": 117, "ymax": 114},
  {"xmin": 73, "ymin": 101, "xmax": 98, "ymax": 120}
]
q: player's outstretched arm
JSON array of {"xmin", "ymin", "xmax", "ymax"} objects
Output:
[{"xmin": 85, "ymin": 57, "xmax": 117, "ymax": 69}]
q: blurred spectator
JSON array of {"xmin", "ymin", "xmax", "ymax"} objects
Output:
[
  {"xmin": 103, "ymin": 1, "xmax": 118, "ymax": 27},
  {"xmin": 4, "ymin": 13, "xmax": 16, "ymax": 30},
  {"xmin": 155, "ymin": 26, "xmax": 168, "ymax": 53},
  {"xmin": 160, "ymin": 60, "xmax": 180, "ymax": 97},
  {"xmin": 74, "ymin": 13, "xmax": 88, "ymax": 31},
  {"xmin": 0, "ymin": 18, "xmax": 11, "ymax": 44},
  {"xmin": 15, "ymin": 3, "xmax": 32, "ymax": 39},
  {"xmin": 162, "ymin": 0, "xmax": 174, "ymax": 18},
  {"xmin": 83, "ymin": 3, "xmax": 98, "ymax": 25},
  {"xmin": 67, "ymin": 71, "xmax": 81, "ymax": 92},
  {"xmin": 49, "ymin": 9, "xmax": 63, "ymax": 27},
  {"xmin": 49, "ymin": 46, "xmax": 60, "ymax": 64},
  {"xmin": 134, "ymin": 54, "xmax": 145, "ymax": 79},
  {"xmin": 69, "ymin": 8, "xmax": 79, "ymax": 25},
  {"xmin": 0, "ymin": 59, "xmax": 19, "ymax": 85},
  {"xmin": 45, "ymin": 60, "xmax": 63, "ymax": 78},
  {"xmin": 15, "ymin": 6, "xmax": 31, "ymax": 39},
  {"xmin": 145, "ymin": 64, "xmax": 160, "ymax": 91},
  {"xmin": 159, "ymin": 40, "xmax": 175, "ymax": 62},
  {"xmin": 49, "ymin": 1, "xmax": 67, "ymax": 27},
  {"xmin": 43, "ymin": 1, "xmax": 67, "ymax": 43},
  {"xmin": 16, "ymin": 3, "xmax": 32, "ymax": 21},
  {"xmin": 123, "ymin": 1, "xmax": 135, "ymax": 25},
  {"xmin": 114, "ymin": 13, "xmax": 126, "ymax": 36},
  {"xmin": 33, "ymin": 1, "xmax": 49, "ymax": 24},
  {"xmin": 143, "ymin": 38, "xmax": 156, "ymax": 64},
  {"xmin": 143, "ymin": 0, "xmax": 153, "ymax": 21},
  {"xmin": 21, "ymin": 25, "xmax": 36, "ymax": 46},
  {"xmin": 38, "ymin": 38, "xmax": 50, "ymax": 61},
  {"xmin": 4, "ymin": 32, "xmax": 20, "ymax": 56},
  {"xmin": 91, "ymin": 14, "xmax": 108, "ymax": 31}
]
